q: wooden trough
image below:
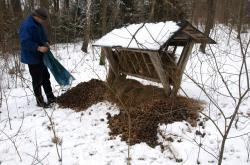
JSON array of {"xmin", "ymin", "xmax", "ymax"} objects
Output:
[{"xmin": 93, "ymin": 20, "xmax": 216, "ymax": 97}]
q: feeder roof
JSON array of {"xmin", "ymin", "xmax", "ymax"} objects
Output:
[{"xmin": 93, "ymin": 20, "xmax": 216, "ymax": 51}]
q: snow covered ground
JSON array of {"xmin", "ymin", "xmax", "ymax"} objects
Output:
[{"xmin": 0, "ymin": 25, "xmax": 250, "ymax": 165}]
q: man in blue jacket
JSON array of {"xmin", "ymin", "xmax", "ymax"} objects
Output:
[{"xmin": 19, "ymin": 8, "xmax": 56, "ymax": 108}]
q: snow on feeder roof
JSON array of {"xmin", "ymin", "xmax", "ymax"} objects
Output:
[{"xmin": 93, "ymin": 20, "xmax": 216, "ymax": 51}]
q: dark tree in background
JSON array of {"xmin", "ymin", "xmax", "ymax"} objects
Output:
[
  {"xmin": 81, "ymin": 0, "xmax": 92, "ymax": 52},
  {"xmin": 100, "ymin": 0, "xmax": 108, "ymax": 35},
  {"xmin": 200, "ymin": 0, "xmax": 217, "ymax": 53},
  {"xmin": 64, "ymin": 0, "xmax": 70, "ymax": 11},
  {"xmin": 40, "ymin": 0, "xmax": 49, "ymax": 9},
  {"xmin": 10, "ymin": 0, "xmax": 22, "ymax": 17},
  {"xmin": 53, "ymin": 0, "xmax": 60, "ymax": 12}
]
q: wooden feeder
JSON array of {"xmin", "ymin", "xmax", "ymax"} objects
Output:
[{"xmin": 93, "ymin": 20, "xmax": 216, "ymax": 97}]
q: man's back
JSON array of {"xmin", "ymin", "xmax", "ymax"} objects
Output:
[{"xmin": 19, "ymin": 15, "xmax": 48, "ymax": 64}]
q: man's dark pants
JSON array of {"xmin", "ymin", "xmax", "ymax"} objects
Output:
[{"xmin": 28, "ymin": 63, "xmax": 54, "ymax": 103}]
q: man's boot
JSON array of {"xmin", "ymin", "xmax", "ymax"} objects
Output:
[
  {"xmin": 46, "ymin": 93, "xmax": 56, "ymax": 105},
  {"xmin": 36, "ymin": 95, "xmax": 49, "ymax": 108}
]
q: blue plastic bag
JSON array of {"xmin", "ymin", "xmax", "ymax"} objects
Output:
[{"xmin": 43, "ymin": 50, "xmax": 75, "ymax": 86}]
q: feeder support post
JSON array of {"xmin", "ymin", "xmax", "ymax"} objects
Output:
[
  {"xmin": 172, "ymin": 41, "xmax": 194, "ymax": 96},
  {"xmin": 149, "ymin": 52, "xmax": 171, "ymax": 96},
  {"xmin": 102, "ymin": 47, "xmax": 119, "ymax": 83}
]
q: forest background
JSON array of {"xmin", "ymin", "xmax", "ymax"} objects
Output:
[{"xmin": 1, "ymin": 0, "xmax": 249, "ymax": 54}]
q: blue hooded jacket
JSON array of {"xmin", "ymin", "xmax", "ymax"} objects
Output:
[{"xmin": 19, "ymin": 16, "xmax": 48, "ymax": 64}]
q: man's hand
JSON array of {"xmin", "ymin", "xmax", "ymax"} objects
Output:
[{"xmin": 37, "ymin": 46, "xmax": 49, "ymax": 53}]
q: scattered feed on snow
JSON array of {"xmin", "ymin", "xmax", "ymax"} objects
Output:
[
  {"xmin": 57, "ymin": 78, "xmax": 204, "ymax": 146},
  {"xmin": 108, "ymin": 97, "xmax": 203, "ymax": 147},
  {"xmin": 107, "ymin": 79, "xmax": 203, "ymax": 146}
]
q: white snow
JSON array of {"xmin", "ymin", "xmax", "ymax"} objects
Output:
[
  {"xmin": 93, "ymin": 21, "xmax": 180, "ymax": 50},
  {"xmin": 0, "ymin": 24, "xmax": 250, "ymax": 165}
]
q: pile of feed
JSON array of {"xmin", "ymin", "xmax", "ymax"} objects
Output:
[
  {"xmin": 56, "ymin": 79, "xmax": 204, "ymax": 146},
  {"xmin": 56, "ymin": 79, "xmax": 107, "ymax": 112}
]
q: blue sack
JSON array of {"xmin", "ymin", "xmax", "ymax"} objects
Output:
[{"xmin": 43, "ymin": 50, "xmax": 75, "ymax": 86}]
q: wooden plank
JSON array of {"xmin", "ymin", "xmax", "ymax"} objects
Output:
[
  {"xmin": 121, "ymin": 51, "xmax": 132, "ymax": 73},
  {"xmin": 107, "ymin": 67, "xmax": 116, "ymax": 84},
  {"xmin": 120, "ymin": 71, "xmax": 161, "ymax": 83},
  {"xmin": 122, "ymin": 50, "xmax": 138, "ymax": 74},
  {"xmin": 133, "ymin": 51, "xmax": 143, "ymax": 72},
  {"xmin": 183, "ymin": 29, "xmax": 213, "ymax": 43},
  {"xmin": 133, "ymin": 51, "xmax": 149, "ymax": 75},
  {"xmin": 116, "ymin": 47, "xmax": 158, "ymax": 53},
  {"xmin": 102, "ymin": 48, "xmax": 119, "ymax": 76},
  {"xmin": 114, "ymin": 49, "xmax": 122, "ymax": 66},
  {"xmin": 172, "ymin": 41, "xmax": 194, "ymax": 97},
  {"xmin": 168, "ymin": 40, "xmax": 188, "ymax": 46},
  {"xmin": 173, "ymin": 33, "xmax": 190, "ymax": 39},
  {"xmin": 127, "ymin": 51, "xmax": 138, "ymax": 74},
  {"xmin": 179, "ymin": 42, "xmax": 194, "ymax": 74},
  {"xmin": 177, "ymin": 42, "xmax": 189, "ymax": 67},
  {"xmin": 93, "ymin": 45, "xmax": 159, "ymax": 53},
  {"xmin": 149, "ymin": 52, "xmax": 170, "ymax": 96},
  {"xmin": 141, "ymin": 52, "xmax": 152, "ymax": 76}
]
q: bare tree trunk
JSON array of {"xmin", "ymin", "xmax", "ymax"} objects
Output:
[
  {"xmin": 81, "ymin": 0, "xmax": 92, "ymax": 53},
  {"xmin": 218, "ymin": 99, "xmax": 243, "ymax": 165},
  {"xmin": 111, "ymin": 0, "xmax": 121, "ymax": 27},
  {"xmin": 64, "ymin": 0, "xmax": 69, "ymax": 9},
  {"xmin": 0, "ymin": 81, "xmax": 2, "ymax": 108},
  {"xmin": 99, "ymin": 0, "xmax": 108, "ymax": 65},
  {"xmin": 134, "ymin": 0, "xmax": 145, "ymax": 22},
  {"xmin": 200, "ymin": 0, "xmax": 217, "ymax": 53},
  {"xmin": 10, "ymin": 0, "xmax": 22, "ymax": 17},
  {"xmin": 101, "ymin": 0, "xmax": 108, "ymax": 35},
  {"xmin": 5, "ymin": 0, "xmax": 10, "ymax": 9},
  {"xmin": 181, "ymin": 0, "xmax": 193, "ymax": 21},
  {"xmin": 28, "ymin": 0, "xmax": 34, "ymax": 11},
  {"xmin": 0, "ymin": 0, "xmax": 7, "ymax": 44},
  {"xmin": 222, "ymin": 0, "xmax": 230, "ymax": 24},
  {"xmin": 0, "ymin": 0, "xmax": 6, "ymax": 11},
  {"xmin": 40, "ymin": 0, "xmax": 49, "ymax": 9},
  {"xmin": 237, "ymin": 0, "xmax": 245, "ymax": 38},
  {"xmin": 53, "ymin": 0, "xmax": 59, "ymax": 12},
  {"xmin": 149, "ymin": 0, "xmax": 156, "ymax": 21},
  {"xmin": 191, "ymin": 0, "xmax": 197, "ymax": 24}
]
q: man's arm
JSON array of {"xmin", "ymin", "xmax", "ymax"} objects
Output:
[
  {"xmin": 20, "ymin": 26, "xmax": 48, "ymax": 53},
  {"xmin": 20, "ymin": 26, "xmax": 39, "ymax": 52},
  {"xmin": 37, "ymin": 46, "xmax": 48, "ymax": 53}
]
